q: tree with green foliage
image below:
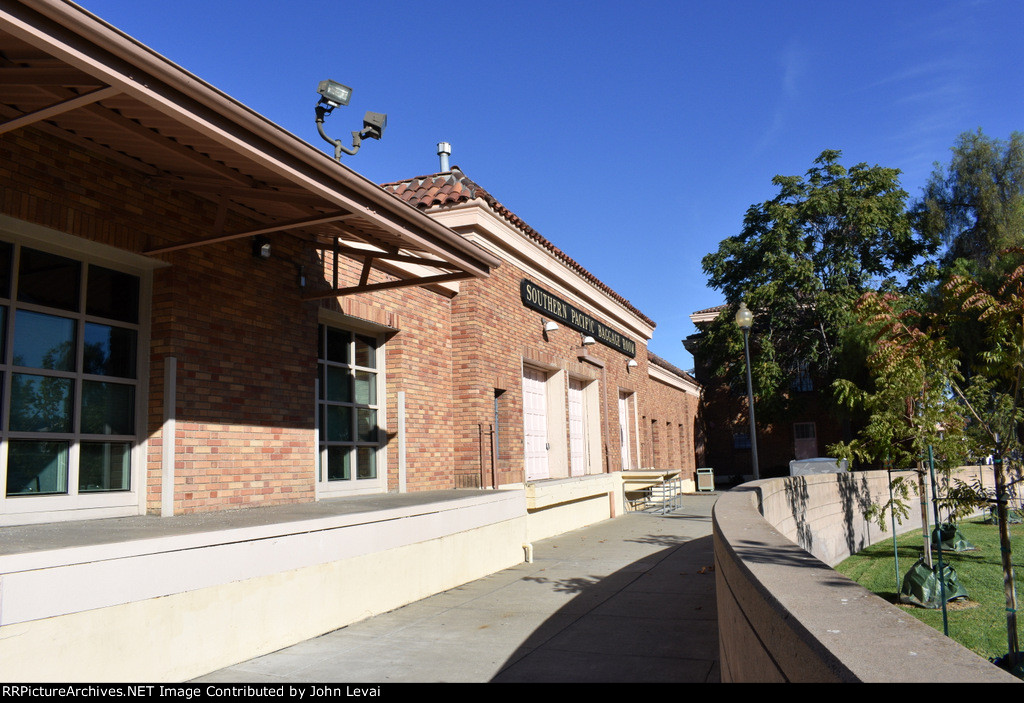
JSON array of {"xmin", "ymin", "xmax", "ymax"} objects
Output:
[
  {"xmin": 829, "ymin": 292, "xmax": 967, "ymax": 471},
  {"xmin": 945, "ymin": 251, "xmax": 1024, "ymax": 448},
  {"xmin": 829, "ymin": 290, "xmax": 992, "ymax": 593},
  {"xmin": 700, "ymin": 150, "xmax": 940, "ymax": 418},
  {"xmin": 913, "ymin": 129, "xmax": 1024, "ymax": 273}
]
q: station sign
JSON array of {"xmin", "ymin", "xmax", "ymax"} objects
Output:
[{"xmin": 520, "ymin": 279, "xmax": 636, "ymax": 358}]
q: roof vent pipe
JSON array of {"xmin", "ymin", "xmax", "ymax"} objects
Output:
[{"xmin": 437, "ymin": 142, "xmax": 451, "ymax": 172}]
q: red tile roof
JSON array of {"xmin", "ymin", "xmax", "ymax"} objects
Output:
[
  {"xmin": 382, "ymin": 167, "xmax": 655, "ymax": 328},
  {"xmin": 692, "ymin": 304, "xmax": 727, "ymax": 316}
]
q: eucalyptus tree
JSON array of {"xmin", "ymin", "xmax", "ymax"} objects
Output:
[{"xmin": 913, "ymin": 130, "xmax": 1024, "ymax": 274}]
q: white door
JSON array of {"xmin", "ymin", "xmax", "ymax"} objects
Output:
[
  {"xmin": 523, "ymin": 367, "xmax": 549, "ymax": 480},
  {"xmin": 568, "ymin": 379, "xmax": 586, "ymax": 476},
  {"xmin": 618, "ymin": 392, "xmax": 632, "ymax": 471}
]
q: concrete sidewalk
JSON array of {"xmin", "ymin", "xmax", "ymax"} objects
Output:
[{"xmin": 194, "ymin": 493, "xmax": 719, "ymax": 684}]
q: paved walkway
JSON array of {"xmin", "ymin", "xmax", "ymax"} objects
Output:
[{"xmin": 194, "ymin": 493, "xmax": 719, "ymax": 684}]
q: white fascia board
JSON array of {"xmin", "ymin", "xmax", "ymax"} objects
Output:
[
  {"xmin": 430, "ymin": 203, "xmax": 655, "ymax": 341},
  {"xmin": 648, "ymin": 362, "xmax": 701, "ymax": 397},
  {"xmin": 690, "ymin": 309, "xmax": 723, "ymax": 324},
  {"xmin": 336, "ymin": 240, "xmax": 461, "ymax": 295}
]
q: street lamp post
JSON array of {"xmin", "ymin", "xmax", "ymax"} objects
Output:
[{"xmin": 735, "ymin": 302, "xmax": 760, "ymax": 480}]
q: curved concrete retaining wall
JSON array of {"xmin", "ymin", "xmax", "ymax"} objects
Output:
[{"xmin": 713, "ymin": 468, "xmax": 1019, "ymax": 683}]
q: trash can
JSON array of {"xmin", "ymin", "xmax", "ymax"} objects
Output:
[{"xmin": 697, "ymin": 468, "xmax": 714, "ymax": 492}]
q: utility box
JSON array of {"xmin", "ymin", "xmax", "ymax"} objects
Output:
[
  {"xmin": 696, "ymin": 467, "xmax": 714, "ymax": 492},
  {"xmin": 789, "ymin": 457, "xmax": 848, "ymax": 476}
]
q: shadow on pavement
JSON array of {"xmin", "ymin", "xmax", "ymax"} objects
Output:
[{"xmin": 490, "ymin": 531, "xmax": 719, "ymax": 683}]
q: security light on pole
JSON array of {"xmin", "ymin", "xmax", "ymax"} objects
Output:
[{"xmin": 315, "ymin": 79, "xmax": 387, "ymax": 161}]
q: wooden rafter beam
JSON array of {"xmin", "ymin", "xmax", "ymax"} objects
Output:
[
  {"xmin": 0, "ymin": 102, "xmax": 162, "ymax": 175},
  {"xmin": 0, "ymin": 66, "xmax": 259, "ymax": 188},
  {"xmin": 301, "ymin": 272, "xmax": 473, "ymax": 300},
  {"xmin": 358, "ymin": 257, "xmax": 372, "ymax": 287},
  {"xmin": 144, "ymin": 211, "xmax": 359, "ymax": 255},
  {"xmin": 81, "ymin": 101, "xmax": 258, "ymax": 187},
  {"xmin": 310, "ymin": 243, "xmax": 462, "ymax": 269},
  {"xmin": 0, "ymin": 66, "xmax": 104, "ymax": 85},
  {"xmin": 145, "ymin": 177, "xmax": 330, "ymax": 205},
  {"xmin": 0, "ymin": 85, "xmax": 119, "ymax": 135}
]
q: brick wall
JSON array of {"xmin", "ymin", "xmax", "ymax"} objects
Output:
[
  {"xmin": 316, "ymin": 251, "xmax": 457, "ymax": 493},
  {"xmin": 451, "ymin": 253, "xmax": 699, "ymax": 486},
  {"xmin": 643, "ymin": 371, "xmax": 701, "ymax": 483}
]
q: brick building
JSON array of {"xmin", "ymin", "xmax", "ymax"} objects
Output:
[
  {"xmin": 0, "ymin": 1, "xmax": 699, "ymax": 528},
  {"xmin": 384, "ymin": 168, "xmax": 700, "ymax": 492},
  {"xmin": 686, "ymin": 304, "xmax": 844, "ymax": 481}
]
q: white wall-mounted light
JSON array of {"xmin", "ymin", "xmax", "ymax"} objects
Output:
[
  {"xmin": 252, "ymin": 235, "xmax": 271, "ymax": 259},
  {"xmin": 582, "ymin": 335, "xmax": 596, "ymax": 346},
  {"xmin": 627, "ymin": 359, "xmax": 638, "ymax": 368},
  {"xmin": 544, "ymin": 321, "xmax": 559, "ymax": 332}
]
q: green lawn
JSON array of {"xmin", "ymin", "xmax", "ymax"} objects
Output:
[{"xmin": 836, "ymin": 518, "xmax": 1024, "ymax": 663}]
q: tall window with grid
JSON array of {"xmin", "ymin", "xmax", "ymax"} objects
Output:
[
  {"xmin": 316, "ymin": 324, "xmax": 383, "ymax": 491},
  {"xmin": 1, "ymin": 243, "xmax": 141, "ymax": 500}
]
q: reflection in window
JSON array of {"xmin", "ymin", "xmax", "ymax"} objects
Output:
[
  {"xmin": 87, "ymin": 265, "xmax": 139, "ymax": 324},
  {"xmin": 354, "ymin": 370, "xmax": 375, "ymax": 404},
  {"xmin": 792, "ymin": 360, "xmax": 814, "ymax": 392},
  {"xmin": 356, "ymin": 447, "xmax": 375, "ymax": 479},
  {"xmin": 322, "ymin": 405, "xmax": 353, "ymax": 442},
  {"xmin": 18, "ymin": 248, "xmax": 80, "ymax": 312},
  {"xmin": 79, "ymin": 441, "xmax": 130, "ymax": 492},
  {"xmin": 326, "ymin": 446, "xmax": 349, "ymax": 481},
  {"xmin": 0, "ymin": 241, "xmax": 12, "ymax": 298},
  {"xmin": 6, "ymin": 441, "xmax": 68, "ymax": 495},
  {"xmin": 84, "ymin": 323, "xmax": 137, "ymax": 378},
  {"xmin": 354, "ymin": 335, "xmax": 376, "ymax": 369},
  {"xmin": 10, "ymin": 373, "xmax": 73, "ymax": 433},
  {"xmin": 81, "ymin": 381, "xmax": 134, "ymax": 435},
  {"xmin": 13, "ymin": 310, "xmax": 75, "ymax": 370},
  {"xmin": 2, "ymin": 243, "xmax": 141, "ymax": 499},
  {"xmin": 324, "ymin": 364, "xmax": 351, "ymax": 402}
]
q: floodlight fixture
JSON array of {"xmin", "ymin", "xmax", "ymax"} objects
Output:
[
  {"xmin": 361, "ymin": 112, "xmax": 387, "ymax": 141},
  {"xmin": 314, "ymin": 79, "xmax": 388, "ymax": 161},
  {"xmin": 317, "ymin": 80, "xmax": 352, "ymax": 108}
]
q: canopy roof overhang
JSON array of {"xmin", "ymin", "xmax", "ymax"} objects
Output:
[{"xmin": 0, "ymin": 0, "xmax": 499, "ymax": 298}]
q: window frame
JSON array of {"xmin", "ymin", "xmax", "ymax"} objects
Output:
[
  {"xmin": 315, "ymin": 313, "xmax": 387, "ymax": 497},
  {"xmin": 0, "ymin": 216, "xmax": 153, "ymax": 524}
]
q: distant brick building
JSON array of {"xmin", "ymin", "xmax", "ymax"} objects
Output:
[{"xmin": 686, "ymin": 305, "xmax": 844, "ymax": 481}]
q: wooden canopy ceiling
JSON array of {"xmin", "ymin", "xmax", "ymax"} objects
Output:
[{"xmin": 0, "ymin": 0, "xmax": 497, "ymax": 298}]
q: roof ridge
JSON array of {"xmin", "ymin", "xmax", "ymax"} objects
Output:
[{"xmin": 647, "ymin": 351, "xmax": 698, "ymax": 383}]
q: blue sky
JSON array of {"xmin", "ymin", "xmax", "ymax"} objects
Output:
[{"xmin": 81, "ymin": 0, "xmax": 1023, "ymax": 370}]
